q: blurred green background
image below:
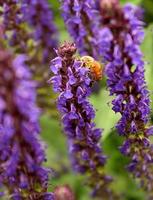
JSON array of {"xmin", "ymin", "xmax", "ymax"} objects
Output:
[{"xmin": 41, "ymin": 0, "xmax": 153, "ymax": 199}]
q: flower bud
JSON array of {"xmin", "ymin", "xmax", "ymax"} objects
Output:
[{"xmin": 54, "ymin": 185, "xmax": 75, "ymax": 200}]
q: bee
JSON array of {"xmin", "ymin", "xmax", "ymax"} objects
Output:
[{"xmin": 80, "ymin": 56, "xmax": 103, "ymax": 81}]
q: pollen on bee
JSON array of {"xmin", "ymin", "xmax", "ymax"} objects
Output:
[{"xmin": 79, "ymin": 56, "xmax": 103, "ymax": 81}]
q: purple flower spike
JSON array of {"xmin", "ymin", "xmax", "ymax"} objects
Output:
[
  {"xmin": 50, "ymin": 42, "xmax": 119, "ymax": 199},
  {"xmin": 0, "ymin": 1, "xmax": 28, "ymax": 51},
  {"xmin": 98, "ymin": 0, "xmax": 153, "ymax": 197},
  {"xmin": 61, "ymin": 0, "xmax": 153, "ymax": 197},
  {"xmin": 1, "ymin": 0, "xmax": 58, "ymax": 63},
  {"xmin": 0, "ymin": 0, "xmax": 59, "ymax": 113},
  {"xmin": 60, "ymin": 0, "xmax": 103, "ymax": 61},
  {"xmin": 22, "ymin": 0, "xmax": 58, "ymax": 63},
  {"xmin": 0, "ymin": 45, "xmax": 54, "ymax": 199}
]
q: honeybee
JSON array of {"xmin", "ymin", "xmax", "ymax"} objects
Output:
[{"xmin": 80, "ymin": 56, "xmax": 103, "ymax": 81}]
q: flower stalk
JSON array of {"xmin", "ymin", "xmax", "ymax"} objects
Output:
[
  {"xmin": 0, "ymin": 42, "xmax": 53, "ymax": 200},
  {"xmin": 50, "ymin": 42, "xmax": 119, "ymax": 199},
  {"xmin": 0, "ymin": 0, "xmax": 59, "ymax": 113},
  {"xmin": 60, "ymin": 0, "xmax": 153, "ymax": 197}
]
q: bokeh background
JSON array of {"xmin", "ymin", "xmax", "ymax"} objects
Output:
[{"xmin": 42, "ymin": 0, "xmax": 153, "ymax": 199}]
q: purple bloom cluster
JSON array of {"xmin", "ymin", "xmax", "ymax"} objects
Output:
[
  {"xmin": 99, "ymin": 1, "xmax": 153, "ymax": 196},
  {"xmin": 61, "ymin": 0, "xmax": 153, "ymax": 197},
  {"xmin": 0, "ymin": 0, "xmax": 59, "ymax": 113},
  {"xmin": 60, "ymin": 0, "xmax": 103, "ymax": 61},
  {"xmin": 22, "ymin": 0, "xmax": 58, "ymax": 63},
  {"xmin": 50, "ymin": 42, "xmax": 118, "ymax": 199},
  {"xmin": 104, "ymin": 3, "xmax": 149, "ymax": 134},
  {"xmin": 1, "ymin": 0, "xmax": 58, "ymax": 63},
  {"xmin": 0, "ymin": 0, "xmax": 29, "ymax": 51},
  {"xmin": 0, "ymin": 45, "xmax": 54, "ymax": 199}
]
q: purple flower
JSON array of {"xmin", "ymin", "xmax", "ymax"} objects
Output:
[
  {"xmin": 1, "ymin": 0, "xmax": 58, "ymax": 63},
  {"xmin": 22, "ymin": 0, "xmax": 58, "ymax": 63},
  {"xmin": 60, "ymin": 0, "xmax": 103, "ymax": 61},
  {"xmin": 0, "ymin": 0, "xmax": 59, "ymax": 113},
  {"xmin": 61, "ymin": 0, "xmax": 153, "ymax": 196},
  {"xmin": 99, "ymin": 1, "xmax": 153, "ymax": 196},
  {"xmin": 0, "ymin": 1, "xmax": 28, "ymax": 50},
  {"xmin": 0, "ymin": 46, "xmax": 54, "ymax": 199},
  {"xmin": 50, "ymin": 42, "xmax": 119, "ymax": 199}
]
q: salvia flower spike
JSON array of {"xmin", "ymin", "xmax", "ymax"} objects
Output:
[
  {"xmin": 21, "ymin": 0, "xmax": 58, "ymax": 64},
  {"xmin": 1, "ymin": 0, "xmax": 58, "ymax": 62},
  {"xmin": 100, "ymin": 0, "xmax": 153, "ymax": 197},
  {"xmin": 0, "ymin": 44, "xmax": 54, "ymax": 200},
  {"xmin": 61, "ymin": 0, "xmax": 153, "ymax": 197},
  {"xmin": 60, "ymin": 0, "xmax": 103, "ymax": 61},
  {"xmin": 50, "ymin": 42, "xmax": 119, "ymax": 199},
  {"xmin": 0, "ymin": 0, "xmax": 59, "ymax": 113}
]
